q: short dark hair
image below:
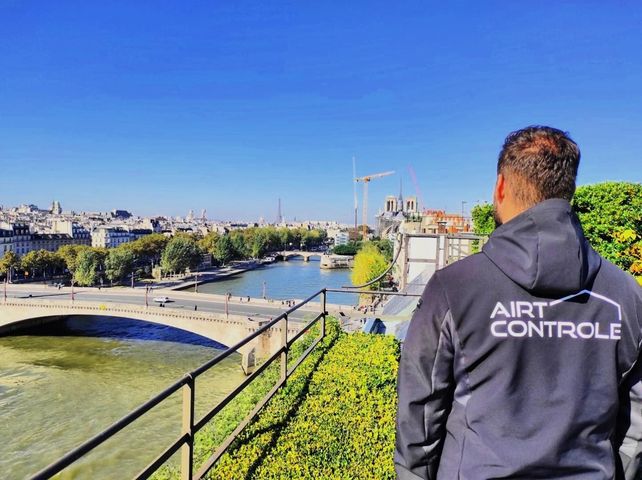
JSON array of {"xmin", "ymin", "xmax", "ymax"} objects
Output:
[{"xmin": 497, "ymin": 126, "xmax": 580, "ymax": 206}]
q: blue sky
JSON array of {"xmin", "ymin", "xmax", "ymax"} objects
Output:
[{"xmin": 1, "ymin": 1, "xmax": 641, "ymax": 223}]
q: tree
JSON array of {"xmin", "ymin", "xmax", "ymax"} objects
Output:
[
  {"xmin": 351, "ymin": 243, "xmax": 388, "ymax": 295},
  {"xmin": 333, "ymin": 242, "xmax": 360, "ymax": 256},
  {"xmin": 105, "ymin": 247, "xmax": 135, "ymax": 284},
  {"xmin": 0, "ymin": 251, "xmax": 21, "ymax": 282},
  {"xmin": 199, "ymin": 232, "xmax": 220, "ymax": 256},
  {"xmin": 573, "ymin": 182, "xmax": 642, "ymax": 275},
  {"xmin": 125, "ymin": 233, "xmax": 168, "ymax": 265},
  {"xmin": 278, "ymin": 228, "xmax": 294, "ymax": 250},
  {"xmin": 160, "ymin": 236, "xmax": 202, "ymax": 275},
  {"xmin": 471, "ymin": 203, "xmax": 495, "ymax": 236},
  {"xmin": 21, "ymin": 251, "xmax": 39, "ymax": 278},
  {"xmin": 214, "ymin": 235, "xmax": 235, "ymax": 265},
  {"xmin": 21, "ymin": 250, "xmax": 60, "ymax": 280},
  {"xmin": 371, "ymin": 239, "xmax": 393, "ymax": 262},
  {"xmin": 468, "ymin": 183, "xmax": 642, "ymax": 277},
  {"xmin": 230, "ymin": 231, "xmax": 249, "ymax": 259},
  {"xmin": 58, "ymin": 244, "xmax": 91, "ymax": 274},
  {"xmin": 45, "ymin": 251, "xmax": 65, "ymax": 278},
  {"xmin": 74, "ymin": 249, "xmax": 102, "ymax": 286},
  {"xmin": 251, "ymin": 232, "xmax": 269, "ymax": 258},
  {"xmin": 263, "ymin": 226, "xmax": 281, "ymax": 251}
]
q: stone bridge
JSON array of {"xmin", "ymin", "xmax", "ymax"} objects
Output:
[
  {"xmin": 0, "ymin": 298, "xmax": 303, "ymax": 374},
  {"xmin": 278, "ymin": 251, "xmax": 325, "ymax": 262}
]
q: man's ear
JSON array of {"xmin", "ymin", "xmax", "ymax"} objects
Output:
[{"xmin": 494, "ymin": 173, "xmax": 506, "ymax": 204}]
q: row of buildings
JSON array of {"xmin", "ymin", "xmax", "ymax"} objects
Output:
[
  {"xmin": 0, "ymin": 193, "xmax": 472, "ymax": 260},
  {"xmin": 0, "ymin": 221, "xmax": 113, "ymax": 258},
  {"xmin": 0, "ymin": 202, "xmax": 353, "ymax": 259},
  {"xmin": 0, "ymin": 222, "xmax": 92, "ymax": 257},
  {"xmin": 1, "ymin": 202, "xmax": 166, "ymax": 258}
]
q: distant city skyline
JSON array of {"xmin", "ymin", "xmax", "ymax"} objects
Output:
[
  {"xmin": 0, "ymin": 198, "xmax": 349, "ymax": 224},
  {"xmin": 2, "ymin": 2, "xmax": 641, "ymax": 223}
]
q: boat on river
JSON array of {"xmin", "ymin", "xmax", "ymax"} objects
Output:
[{"xmin": 320, "ymin": 254, "xmax": 354, "ymax": 269}]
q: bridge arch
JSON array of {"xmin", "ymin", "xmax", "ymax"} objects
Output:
[
  {"xmin": 2, "ymin": 313, "xmax": 231, "ymax": 349},
  {"xmin": 0, "ymin": 299, "xmax": 301, "ymax": 374}
]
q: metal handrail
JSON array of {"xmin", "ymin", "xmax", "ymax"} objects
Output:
[
  {"xmin": 31, "ymin": 288, "xmax": 329, "ymax": 480},
  {"xmin": 325, "ymin": 288, "xmax": 421, "ymax": 297},
  {"xmin": 30, "ymin": 286, "xmax": 418, "ymax": 479}
]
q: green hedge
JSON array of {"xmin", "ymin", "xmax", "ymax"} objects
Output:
[
  {"xmin": 573, "ymin": 182, "xmax": 642, "ymax": 275},
  {"xmin": 152, "ymin": 318, "xmax": 341, "ymax": 480},
  {"xmin": 209, "ymin": 330, "xmax": 400, "ymax": 479}
]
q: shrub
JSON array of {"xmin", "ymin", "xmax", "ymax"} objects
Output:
[
  {"xmin": 573, "ymin": 182, "xmax": 642, "ymax": 275},
  {"xmin": 351, "ymin": 243, "xmax": 388, "ymax": 293},
  {"xmin": 471, "ymin": 203, "xmax": 495, "ymax": 236},
  {"xmin": 153, "ymin": 318, "xmax": 341, "ymax": 479},
  {"xmin": 332, "ymin": 243, "xmax": 359, "ymax": 256},
  {"xmin": 210, "ymin": 331, "xmax": 400, "ymax": 480}
]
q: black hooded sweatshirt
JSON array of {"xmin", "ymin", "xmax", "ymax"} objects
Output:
[{"xmin": 395, "ymin": 199, "xmax": 642, "ymax": 479}]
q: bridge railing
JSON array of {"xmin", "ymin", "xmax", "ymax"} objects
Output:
[
  {"xmin": 30, "ymin": 287, "xmax": 418, "ymax": 480},
  {"xmin": 31, "ymin": 288, "xmax": 328, "ymax": 480}
]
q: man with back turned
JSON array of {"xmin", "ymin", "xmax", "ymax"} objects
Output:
[{"xmin": 395, "ymin": 126, "xmax": 642, "ymax": 479}]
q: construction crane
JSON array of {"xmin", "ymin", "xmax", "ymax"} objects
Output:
[
  {"xmin": 407, "ymin": 164, "xmax": 426, "ymax": 212},
  {"xmin": 352, "ymin": 157, "xmax": 358, "ymax": 238},
  {"xmin": 355, "ymin": 170, "xmax": 395, "ymax": 239}
]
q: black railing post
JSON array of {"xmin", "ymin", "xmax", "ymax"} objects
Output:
[
  {"xmin": 32, "ymin": 288, "xmax": 413, "ymax": 479},
  {"xmin": 321, "ymin": 289, "xmax": 327, "ymax": 340},
  {"xmin": 181, "ymin": 374, "xmax": 195, "ymax": 480},
  {"xmin": 281, "ymin": 313, "xmax": 288, "ymax": 382}
]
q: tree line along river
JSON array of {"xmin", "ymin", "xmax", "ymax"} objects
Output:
[{"xmin": 0, "ymin": 258, "xmax": 353, "ymax": 479}]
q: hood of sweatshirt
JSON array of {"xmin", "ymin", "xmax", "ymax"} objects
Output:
[{"xmin": 481, "ymin": 198, "xmax": 601, "ymax": 296}]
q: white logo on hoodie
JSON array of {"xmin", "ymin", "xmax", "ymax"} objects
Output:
[{"xmin": 489, "ymin": 291, "xmax": 621, "ymax": 340}]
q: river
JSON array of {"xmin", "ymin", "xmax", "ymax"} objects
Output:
[
  {"xmin": 0, "ymin": 258, "xmax": 353, "ymax": 479},
  {"xmin": 188, "ymin": 257, "xmax": 357, "ymax": 305}
]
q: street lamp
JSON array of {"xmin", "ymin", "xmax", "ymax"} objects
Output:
[{"xmin": 195, "ymin": 267, "xmax": 199, "ymax": 293}]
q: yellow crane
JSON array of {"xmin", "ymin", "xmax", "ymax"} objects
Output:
[{"xmin": 355, "ymin": 170, "xmax": 395, "ymax": 239}]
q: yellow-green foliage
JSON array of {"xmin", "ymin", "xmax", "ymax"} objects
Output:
[
  {"xmin": 152, "ymin": 319, "xmax": 341, "ymax": 480},
  {"xmin": 209, "ymin": 331, "xmax": 400, "ymax": 480},
  {"xmin": 636, "ymin": 276, "xmax": 642, "ymax": 287},
  {"xmin": 351, "ymin": 243, "xmax": 388, "ymax": 289}
]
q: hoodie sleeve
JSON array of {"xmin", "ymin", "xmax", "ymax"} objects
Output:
[
  {"xmin": 395, "ymin": 274, "xmax": 455, "ymax": 480},
  {"xmin": 617, "ymin": 355, "xmax": 642, "ymax": 479}
]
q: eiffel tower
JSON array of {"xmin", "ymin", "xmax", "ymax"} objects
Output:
[{"xmin": 276, "ymin": 198, "xmax": 283, "ymax": 224}]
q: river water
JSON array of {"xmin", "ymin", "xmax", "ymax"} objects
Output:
[
  {"xmin": 188, "ymin": 257, "xmax": 357, "ymax": 305},
  {"xmin": 0, "ymin": 259, "xmax": 352, "ymax": 479}
]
